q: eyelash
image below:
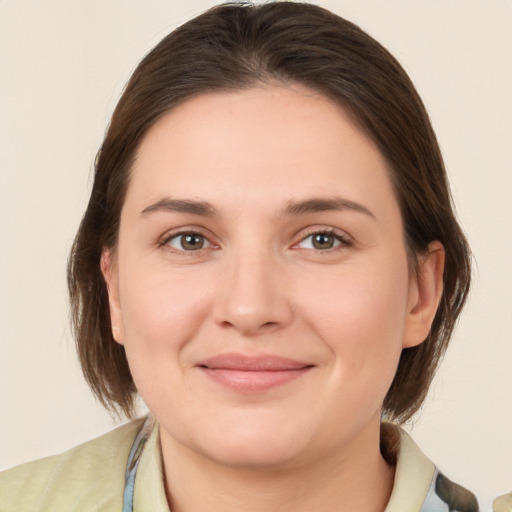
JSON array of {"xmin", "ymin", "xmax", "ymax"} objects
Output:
[
  {"xmin": 294, "ymin": 227, "xmax": 353, "ymax": 252},
  {"xmin": 158, "ymin": 229, "xmax": 214, "ymax": 253},
  {"xmin": 158, "ymin": 227, "xmax": 352, "ymax": 255}
]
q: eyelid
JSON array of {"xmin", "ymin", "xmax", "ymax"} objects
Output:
[
  {"xmin": 157, "ymin": 225, "xmax": 353, "ymax": 254},
  {"xmin": 158, "ymin": 226, "xmax": 219, "ymax": 253},
  {"xmin": 292, "ymin": 226, "xmax": 353, "ymax": 251}
]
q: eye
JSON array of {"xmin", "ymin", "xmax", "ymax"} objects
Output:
[
  {"xmin": 165, "ymin": 232, "xmax": 211, "ymax": 251},
  {"xmin": 296, "ymin": 230, "xmax": 350, "ymax": 251}
]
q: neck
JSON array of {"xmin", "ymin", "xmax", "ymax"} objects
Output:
[{"xmin": 159, "ymin": 419, "xmax": 395, "ymax": 512}]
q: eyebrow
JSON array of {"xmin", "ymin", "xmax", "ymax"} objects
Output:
[
  {"xmin": 141, "ymin": 198, "xmax": 218, "ymax": 217},
  {"xmin": 140, "ymin": 196, "xmax": 375, "ymax": 219},
  {"xmin": 282, "ymin": 197, "xmax": 375, "ymax": 219}
]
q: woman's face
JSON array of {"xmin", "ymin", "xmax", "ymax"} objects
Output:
[{"xmin": 104, "ymin": 84, "xmax": 438, "ymax": 469}]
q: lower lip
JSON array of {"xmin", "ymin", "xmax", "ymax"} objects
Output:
[{"xmin": 199, "ymin": 367, "xmax": 312, "ymax": 393}]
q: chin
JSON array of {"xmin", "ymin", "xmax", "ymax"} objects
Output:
[
  {"xmin": 191, "ymin": 415, "xmax": 312, "ymax": 469},
  {"xmin": 204, "ymin": 436, "xmax": 304, "ymax": 470}
]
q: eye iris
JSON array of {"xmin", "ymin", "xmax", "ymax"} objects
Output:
[
  {"xmin": 312, "ymin": 233, "xmax": 335, "ymax": 249},
  {"xmin": 181, "ymin": 234, "xmax": 204, "ymax": 250}
]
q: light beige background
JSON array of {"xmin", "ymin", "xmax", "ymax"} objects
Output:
[{"xmin": 1, "ymin": 0, "xmax": 511, "ymax": 508}]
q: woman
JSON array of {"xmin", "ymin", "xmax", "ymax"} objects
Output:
[{"xmin": 0, "ymin": 2, "xmax": 484, "ymax": 511}]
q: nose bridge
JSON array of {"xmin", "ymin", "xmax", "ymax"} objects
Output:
[{"xmin": 213, "ymin": 239, "xmax": 292, "ymax": 334}]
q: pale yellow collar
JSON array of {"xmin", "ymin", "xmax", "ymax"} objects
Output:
[
  {"xmin": 133, "ymin": 420, "xmax": 170, "ymax": 512},
  {"xmin": 384, "ymin": 425, "xmax": 436, "ymax": 512}
]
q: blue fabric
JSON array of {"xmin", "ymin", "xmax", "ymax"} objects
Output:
[
  {"xmin": 122, "ymin": 416, "xmax": 155, "ymax": 512},
  {"xmin": 421, "ymin": 469, "xmax": 479, "ymax": 512}
]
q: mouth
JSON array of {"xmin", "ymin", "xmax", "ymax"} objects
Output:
[{"xmin": 196, "ymin": 353, "xmax": 314, "ymax": 393}]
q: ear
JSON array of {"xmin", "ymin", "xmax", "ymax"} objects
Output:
[
  {"xmin": 100, "ymin": 248, "xmax": 124, "ymax": 345},
  {"xmin": 402, "ymin": 241, "xmax": 445, "ymax": 349}
]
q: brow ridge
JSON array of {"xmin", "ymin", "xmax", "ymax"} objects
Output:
[
  {"xmin": 141, "ymin": 198, "xmax": 217, "ymax": 217},
  {"xmin": 282, "ymin": 197, "xmax": 375, "ymax": 218},
  {"xmin": 140, "ymin": 196, "xmax": 375, "ymax": 219}
]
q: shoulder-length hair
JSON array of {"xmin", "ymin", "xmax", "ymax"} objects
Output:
[{"xmin": 68, "ymin": 2, "xmax": 471, "ymax": 423}]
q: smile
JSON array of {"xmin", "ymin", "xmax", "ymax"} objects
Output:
[{"xmin": 197, "ymin": 353, "xmax": 314, "ymax": 393}]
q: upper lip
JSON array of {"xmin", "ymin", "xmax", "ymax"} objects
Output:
[{"xmin": 198, "ymin": 353, "xmax": 313, "ymax": 371}]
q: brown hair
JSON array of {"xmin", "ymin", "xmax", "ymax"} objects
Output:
[{"xmin": 68, "ymin": 1, "xmax": 471, "ymax": 422}]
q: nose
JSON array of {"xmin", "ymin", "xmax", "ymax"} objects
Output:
[{"xmin": 212, "ymin": 249, "xmax": 293, "ymax": 336}]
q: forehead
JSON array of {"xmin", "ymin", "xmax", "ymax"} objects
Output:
[{"xmin": 126, "ymin": 84, "xmax": 397, "ymax": 219}]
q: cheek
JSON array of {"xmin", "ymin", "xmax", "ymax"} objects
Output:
[
  {"xmin": 117, "ymin": 259, "xmax": 214, "ymax": 367},
  {"xmin": 117, "ymin": 262, "xmax": 218, "ymax": 416},
  {"xmin": 297, "ymin": 257, "xmax": 410, "ymax": 392}
]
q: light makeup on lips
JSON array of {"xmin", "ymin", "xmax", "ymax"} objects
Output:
[{"xmin": 197, "ymin": 353, "xmax": 315, "ymax": 393}]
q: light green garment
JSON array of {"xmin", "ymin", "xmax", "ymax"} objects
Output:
[
  {"xmin": 493, "ymin": 493, "xmax": 512, "ymax": 512},
  {"xmin": 0, "ymin": 420, "xmax": 474, "ymax": 512},
  {"xmin": 0, "ymin": 418, "xmax": 169, "ymax": 512}
]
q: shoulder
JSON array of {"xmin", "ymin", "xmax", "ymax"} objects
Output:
[{"xmin": 0, "ymin": 418, "xmax": 144, "ymax": 512}]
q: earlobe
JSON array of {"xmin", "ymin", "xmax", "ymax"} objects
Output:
[
  {"xmin": 402, "ymin": 241, "xmax": 445, "ymax": 349},
  {"xmin": 100, "ymin": 249, "xmax": 124, "ymax": 345}
]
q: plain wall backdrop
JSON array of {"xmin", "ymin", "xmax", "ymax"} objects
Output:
[{"xmin": 1, "ymin": 0, "xmax": 511, "ymax": 508}]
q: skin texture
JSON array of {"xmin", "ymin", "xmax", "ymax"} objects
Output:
[{"xmin": 102, "ymin": 84, "xmax": 444, "ymax": 512}]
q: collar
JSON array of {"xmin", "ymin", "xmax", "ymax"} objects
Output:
[
  {"xmin": 124, "ymin": 416, "xmax": 169, "ymax": 512},
  {"xmin": 384, "ymin": 424, "xmax": 479, "ymax": 512},
  {"xmin": 123, "ymin": 418, "xmax": 478, "ymax": 512},
  {"xmin": 384, "ymin": 425, "xmax": 436, "ymax": 511}
]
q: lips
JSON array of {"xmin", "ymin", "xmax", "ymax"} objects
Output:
[{"xmin": 197, "ymin": 353, "xmax": 314, "ymax": 393}]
